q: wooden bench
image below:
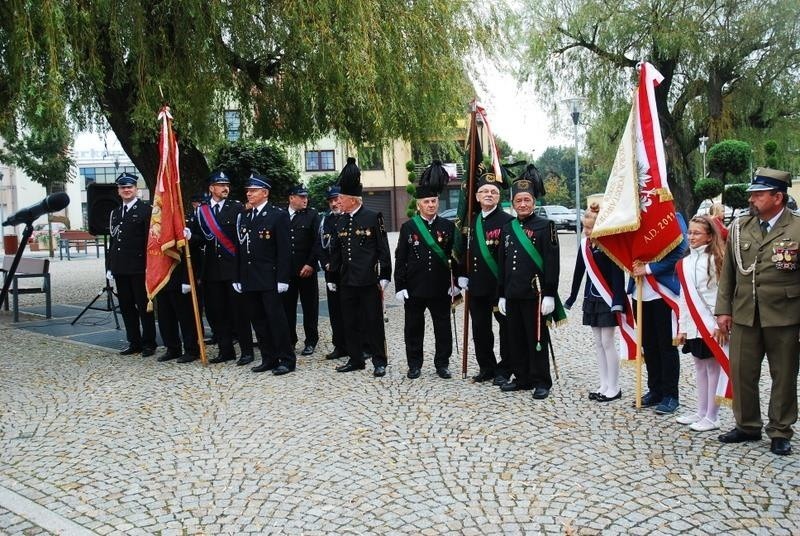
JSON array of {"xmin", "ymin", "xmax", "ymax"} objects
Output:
[
  {"xmin": 58, "ymin": 230, "xmax": 100, "ymax": 260},
  {"xmin": 1, "ymin": 255, "xmax": 52, "ymax": 322}
]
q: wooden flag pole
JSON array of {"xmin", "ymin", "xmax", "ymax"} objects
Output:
[
  {"xmin": 635, "ymin": 275, "xmax": 644, "ymax": 409},
  {"xmin": 460, "ymin": 103, "xmax": 479, "ymax": 379}
]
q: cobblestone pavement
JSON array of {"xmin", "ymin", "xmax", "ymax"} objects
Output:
[{"xmin": 1, "ymin": 234, "xmax": 799, "ymax": 535}]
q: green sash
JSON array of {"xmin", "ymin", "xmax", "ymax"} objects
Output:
[
  {"xmin": 510, "ymin": 219, "xmax": 567, "ymax": 322},
  {"xmin": 475, "ymin": 214, "xmax": 499, "ymax": 280},
  {"xmin": 411, "ymin": 215, "xmax": 449, "ymax": 268}
]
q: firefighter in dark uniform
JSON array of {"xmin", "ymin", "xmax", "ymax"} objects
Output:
[
  {"xmin": 331, "ymin": 157, "xmax": 392, "ymax": 377},
  {"xmin": 106, "ymin": 172, "xmax": 157, "ymax": 356},
  {"xmin": 319, "ymin": 185, "xmax": 347, "ymax": 360},
  {"xmin": 457, "ymin": 173, "xmax": 513, "ymax": 384},
  {"xmin": 236, "ymin": 173, "xmax": 296, "ymax": 375},
  {"xmin": 154, "ymin": 258, "xmax": 200, "ymax": 362},
  {"xmin": 394, "ymin": 161, "xmax": 460, "ymax": 379},
  {"xmin": 190, "ymin": 171, "xmax": 255, "ymax": 365},
  {"xmin": 283, "ymin": 184, "xmax": 321, "ymax": 356},
  {"xmin": 497, "ymin": 170, "xmax": 563, "ymax": 400}
]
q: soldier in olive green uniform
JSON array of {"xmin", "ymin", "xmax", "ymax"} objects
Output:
[{"xmin": 715, "ymin": 168, "xmax": 800, "ymax": 456}]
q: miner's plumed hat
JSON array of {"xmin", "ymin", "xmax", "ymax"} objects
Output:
[
  {"xmin": 512, "ymin": 164, "xmax": 546, "ymax": 199},
  {"xmin": 746, "ymin": 167, "xmax": 791, "ymax": 192},
  {"xmin": 415, "ymin": 160, "xmax": 449, "ymax": 199},
  {"xmin": 115, "ymin": 172, "xmax": 138, "ymax": 186},
  {"xmin": 338, "ymin": 157, "xmax": 362, "ymax": 196}
]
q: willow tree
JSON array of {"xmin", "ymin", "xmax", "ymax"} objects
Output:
[
  {"xmin": 0, "ymin": 1, "xmax": 498, "ymax": 193},
  {"xmin": 518, "ymin": 0, "xmax": 800, "ymax": 213}
]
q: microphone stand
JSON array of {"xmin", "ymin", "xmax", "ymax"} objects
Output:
[
  {"xmin": 71, "ymin": 235, "xmax": 119, "ymax": 328},
  {"xmin": 0, "ymin": 222, "xmax": 34, "ymax": 312}
]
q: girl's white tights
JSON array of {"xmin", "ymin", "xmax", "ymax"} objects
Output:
[{"xmin": 592, "ymin": 326, "xmax": 620, "ymax": 397}]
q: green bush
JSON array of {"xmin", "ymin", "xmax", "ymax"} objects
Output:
[
  {"xmin": 694, "ymin": 178, "xmax": 724, "ymax": 201},
  {"xmin": 708, "ymin": 140, "xmax": 751, "ymax": 183},
  {"xmin": 722, "ymin": 184, "xmax": 749, "ymax": 210}
]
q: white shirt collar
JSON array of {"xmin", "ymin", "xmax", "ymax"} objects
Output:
[
  {"xmin": 481, "ymin": 206, "xmax": 497, "ymax": 218},
  {"xmin": 764, "ymin": 208, "xmax": 784, "ymax": 231},
  {"xmin": 124, "ymin": 199, "xmax": 138, "ymax": 211}
]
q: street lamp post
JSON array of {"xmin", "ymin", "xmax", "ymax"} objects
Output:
[
  {"xmin": 698, "ymin": 136, "xmax": 709, "ymax": 178},
  {"xmin": 564, "ymin": 97, "xmax": 586, "ymax": 245}
]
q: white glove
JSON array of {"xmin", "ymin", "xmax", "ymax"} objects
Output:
[
  {"xmin": 447, "ymin": 285, "xmax": 461, "ymax": 298},
  {"xmin": 498, "ymin": 297, "xmax": 507, "ymax": 316},
  {"xmin": 232, "ymin": 282, "xmax": 242, "ymax": 293},
  {"xmin": 541, "ymin": 296, "xmax": 555, "ymax": 316},
  {"xmin": 458, "ymin": 277, "xmax": 469, "ymax": 290},
  {"xmin": 106, "ymin": 270, "xmax": 114, "ymax": 282},
  {"xmin": 327, "ymin": 282, "xmax": 337, "ymax": 292},
  {"xmin": 395, "ymin": 289, "xmax": 409, "ymax": 303},
  {"xmin": 183, "ymin": 227, "xmax": 192, "ymax": 240},
  {"xmin": 278, "ymin": 282, "xmax": 289, "ymax": 293},
  {"xmin": 181, "ymin": 284, "xmax": 191, "ymax": 294},
  {"xmin": 379, "ymin": 279, "xmax": 390, "ymax": 291}
]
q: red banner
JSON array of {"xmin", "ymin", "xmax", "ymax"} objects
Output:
[
  {"xmin": 145, "ymin": 107, "xmax": 185, "ymax": 308},
  {"xmin": 591, "ymin": 63, "xmax": 683, "ymax": 271}
]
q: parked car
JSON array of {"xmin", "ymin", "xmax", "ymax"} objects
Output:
[
  {"xmin": 438, "ymin": 208, "xmax": 457, "ymax": 221},
  {"xmin": 534, "ymin": 205, "xmax": 577, "ymax": 232}
]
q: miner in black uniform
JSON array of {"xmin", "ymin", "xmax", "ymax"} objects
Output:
[
  {"xmin": 282, "ymin": 184, "xmax": 321, "ymax": 356},
  {"xmin": 457, "ymin": 173, "xmax": 513, "ymax": 384},
  {"xmin": 319, "ymin": 185, "xmax": 347, "ymax": 360},
  {"xmin": 106, "ymin": 172, "xmax": 157, "ymax": 356},
  {"xmin": 154, "ymin": 257, "xmax": 200, "ymax": 362},
  {"xmin": 190, "ymin": 171, "xmax": 255, "ymax": 366},
  {"xmin": 394, "ymin": 161, "xmax": 460, "ymax": 379},
  {"xmin": 236, "ymin": 173, "xmax": 296, "ymax": 375},
  {"xmin": 331, "ymin": 157, "xmax": 392, "ymax": 377},
  {"xmin": 497, "ymin": 169, "xmax": 563, "ymax": 400}
]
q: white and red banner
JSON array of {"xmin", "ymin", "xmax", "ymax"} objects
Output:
[
  {"xmin": 145, "ymin": 107, "xmax": 185, "ymax": 308},
  {"xmin": 591, "ymin": 62, "xmax": 684, "ymax": 270},
  {"xmin": 474, "ymin": 103, "xmax": 503, "ymax": 183},
  {"xmin": 676, "ymin": 260, "xmax": 733, "ymax": 403}
]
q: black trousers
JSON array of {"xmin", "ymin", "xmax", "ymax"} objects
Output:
[
  {"xmin": 507, "ymin": 299, "xmax": 552, "ymax": 389},
  {"xmin": 340, "ymin": 284, "xmax": 386, "ymax": 367},
  {"xmin": 156, "ymin": 289, "xmax": 199, "ymax": 356},
  {"xmin": 634, "ymin": 298, "xmax": 680, "ymax": 399},
  {"xmin": 326, "ymin": 273, "xmax": 346, "ymax": 353},
  {"xmin": 247, "ymin": 289, "xmax": 296, "ymax": 370},
  {"xmin": 115, "ymin": 272, "xmax": 156, "ymax": 349},
  {"xmin": 404, "ymin": 296, "xmax": 451, "ymax": 369},
  {"xmin": 282, "ymin": 274, "xmax": 319, "ymax": 347},
  {"xmin": 204, "ymin": 280, "xmax": 254, "ymax": 359},
  {"xmin": 468, "ymin": 294, "xmax": 509, "ymax": 376}
]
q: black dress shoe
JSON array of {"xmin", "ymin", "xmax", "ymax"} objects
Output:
[
  {"xmin": 119, "ymin": 346, "xmax": 142, "ymax": 355},
  {"xmin": 204, "ymin": 336, "xmax": 217, "ymax": 346},
  {"xmin": 500, "ymin": 381, "xmax": 532, "ymax": 392},
  {"xmin": 157, "ymin": 350, "xmax": 181, "ymax": 362},
  {"xmin": 532, "ymin": 387, "xmax": 550, "ymax": 400},
  {"xmin": 472, "ymin": 370, "xmax": 494, "ymax": 383},
  {"xmin": 436, "ymin": 367, "xmax": 452, "ymax": 379},
  {"xmin": 373, "ymin": 365, "xmax": 386, "ymax": 377},
  {"xmin": 718, "ymin": 428, "xmax": 762, "ymax": 443},
  {"xmin": 236, "ymin": 355, "xmax": 254, "ymax": 366},
  {"xmin": 209, "ymin": 355, "xmax": 235, "ymax": 364},
  {"xmin": 272, "ymin": 365, "xmax": 293, "ymax": 376},
  {"xmin": 325, "ymin": 348, "xmax": 347, "ymax": 360},
  {"xmin": 336, "ymin": 361, "xmax": 366, "ymax": 373},
  {"xmin": 597, "ymin": 390, "xmax": 622, "ymax": 402},
  {"xmin": 588, "ymin": 392, "xmax": 600, "ymax": 400},
  {"xmin": 300, "ymin": 344, "xmax": 316, "ymax": 356},
  {"xmin": 407, "ymin": 367, "xmax": 421, "ymax": 379},
  {"xmin": 176, "ymin": 354, "xmax": 198, "ymax": 363},
  {"xmin": 252, "ymin": 362, "xmax": 277, "ymax": 373},
  {"xmin": 493, "ymin": 375, "xmax": 509, "ymax": 386},
  {"xmin": 770, "ymin": 437, "xmax": 792, "ymax": 455},
  {"xmin": 141, "ymin": 347, "xmax": 156, "ymax": 357}
]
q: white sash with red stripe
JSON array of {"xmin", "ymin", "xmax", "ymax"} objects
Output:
[
  {"xmin": 676, "ymin": 259, "xmax": 732, "ymax": 403},
  {"xmin": 581, "ymin": 237, "xmax": 637, "ymax": 361}
]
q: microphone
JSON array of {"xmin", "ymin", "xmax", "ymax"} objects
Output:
[{"xmin": 3, "ymin": 192, "xmax": 71, "ymax": 226}]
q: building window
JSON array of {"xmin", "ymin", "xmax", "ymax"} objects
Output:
[
  {"xmin": 80, "ymin": 166, "xmax": 140, "ymax": 189},
  {"xmin": 224, "ymin": 110, "xmax": 241, "ymax": 141},
  {"xmin": 358, "ymin": 146, "xmax": 384, "ymax": 171},
  {"xmin": 305, "ymin": 150, "xmax": 335, "ymax": 171}
]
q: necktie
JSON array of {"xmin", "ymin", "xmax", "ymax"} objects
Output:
[
  {"xmin": 760, "ymin": 220, "xmax": 769, "ymax": 236},
  {"xmin": 122, "ymin": 205, "xmax": 128, "ymax": 218},
  {"xmin": 213, "ymin": 204, "xmax": 220, "ymax": 216},
  {"xmin": 251, "ymin": 209, "xmax": 257, "ymax": 221},
  {"xmin": 290, "ymin": 211, "xmax": 295, "ymax": 221}
]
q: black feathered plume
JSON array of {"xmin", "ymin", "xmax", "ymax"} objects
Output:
[
  {"xmin": 338, "ymin": 156, "xmax": 362, "ymax": 196},
  {"xmin": 416, "ymin": 159, "xmax": 449, "ymax": 198}
]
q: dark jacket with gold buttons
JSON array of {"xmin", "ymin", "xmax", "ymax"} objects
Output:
[
  {"xmin": 458, "ymin": 208, "xmax": 513, "ymax": 297},
  {"xmin": 395, "ymin": 215, "xmax": 457, "ymax": 298},
  {"xmin": 498, "ymin": 214, "xmax": 559, "ymax": 300},
  {"xmin": 288, "ymin": 207, "xmax": 321, "ymax": 275},
  {"xmin": 331, "ymin": 206, "xmax": 392, "ymax": 287},
  {"xmin": 191, "ymin": 199, "xmax": 244, "ymax": 282},
  {"xmin": 319, "ymin": 211, "xmax": 341, "ymax": 284},
  {"xmin": 237, "ymin": 204, "xmax": 291, "ymax": 292},
  {"xmin": 108, "ymin": 199, "xmax": 152, "ymax": 275}
]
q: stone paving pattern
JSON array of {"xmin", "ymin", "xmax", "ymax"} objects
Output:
[{"xmin": 1, "ymin": 235, "xmax": 799, "ymax": 535}]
